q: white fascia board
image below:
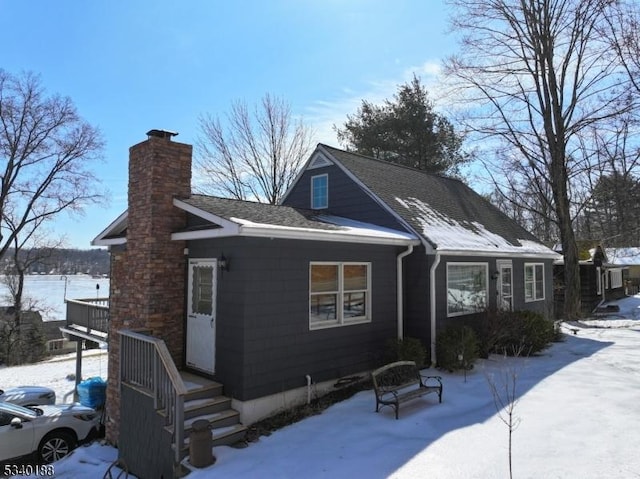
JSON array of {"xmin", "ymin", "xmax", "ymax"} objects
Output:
[
  {"xmin": 91, "ymin": 210, "xmax": 129, "ymax": 246},
  {"xmin": 240, "ymin": 225, "xmax": 420, "ymax": 246},
  {"xmin": 172, "ymin": 228, "xmax": 239, "ymax": 241},
  {"xmin": 279, "ymin": 146, "xmax": 320, "ymax": 204},
  {"xmin": 171, "ymin": 221, "xmax": 418, "ymax": 246},
  {"xmin": 433, "ymin": 249, "xmax": 561, "ymax": 259},
  {"xmin": 91, "ymin": 237, "xmax": 127, "ymax": 247}
]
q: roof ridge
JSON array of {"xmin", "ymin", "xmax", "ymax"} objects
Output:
[{"xmin": 318, "ymin": 143, "xmax": 462, "ymax": 184}]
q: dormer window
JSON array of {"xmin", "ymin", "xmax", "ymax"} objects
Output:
[{"xmin": 311, "ymin": 174, "xmax": 328, "ymax": 209}]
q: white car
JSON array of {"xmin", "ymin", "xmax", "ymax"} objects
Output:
[
  {"xmin": 0, "ymin": 386, "xmax": 56, "ymax": 407},
  {"xmin": 0, "ymin": 402, "xmax": 100, "ymax": 463}
]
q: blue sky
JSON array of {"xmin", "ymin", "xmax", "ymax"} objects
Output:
[{"xmin": 0, "ymin": 0, "xmax": 457, "ymax": 248}]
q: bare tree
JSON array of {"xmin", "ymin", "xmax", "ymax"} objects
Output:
[
  {"xmin": 485, "ymin": 348, "xmax": 525, "ymax": 479},
  {"xmin": 577, "ymin": 114, "xmax": 640, "ymax": 245},
  {"xmin": 0, "ymin": 70, "xmax": 104, "ymax": 261},
  {"xmin": 603, "ymin": 0, "xmax": 640, "ymax": 96},
  {"xmin": 196, "ymin": 94, "xmax": 314, "ymax": 204},
  {"xmin": 444, "ymin": 0, "xmax": 637, "ymax": 319},
  {"xmin": 0, "ymin": 228, "xmax": 63, "ymax": 364}
]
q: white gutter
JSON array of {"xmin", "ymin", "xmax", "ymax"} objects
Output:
[
  {"xmin": 396, "ymin": 244, "xmax": 414, "ymax": 339},
  {"xmin": 592, "ymin": 266, "xmax": 606, "ymax": 313},
  {"xmin": 429, "ymin": 252, "xmax": 441, "ymax": 366},
  {"xmin": 434, "ymin": 249, "xmax": 560, "ymax": 260}
]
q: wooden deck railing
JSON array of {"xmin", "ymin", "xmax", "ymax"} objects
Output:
[
  {"xmin": 65, "ymin": 298, "xmax": 110, "ymax": 335},
  {"xmin": 119, "ymin": 329, "xmax": 187, "ymax": 467}
]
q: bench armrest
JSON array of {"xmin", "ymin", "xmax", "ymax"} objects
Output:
[{"xmin": 420, "ymin": 375, "xmax": 443, "ymax": 388}]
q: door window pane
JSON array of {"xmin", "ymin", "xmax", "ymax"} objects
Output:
[{"xmin": 192, "ymin": 265, "xmax": 213, "ymax": 315}]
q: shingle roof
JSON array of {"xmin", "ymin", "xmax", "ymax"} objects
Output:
[
  {"xmin": 182, "ymin": 195, "xmax": 341, "ymax": 231},
  {"xmin": 176, "ymin": 194, "xmax": 418, "ymax": 245},
  {"xmin": 320, "ymin": 144, "xmax": 553, "ymax": 255}
]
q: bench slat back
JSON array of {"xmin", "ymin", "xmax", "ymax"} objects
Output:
[{"xmin": 372, "ymin": 361, "xmax": 421, "ymax": 393}]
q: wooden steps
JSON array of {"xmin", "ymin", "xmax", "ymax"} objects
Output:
[{"xmin": 164, "ymin": 371, "xmax": 247, "ymax": 462}]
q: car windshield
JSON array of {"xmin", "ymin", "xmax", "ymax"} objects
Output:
[{"xmin": 0, "ymin": 401, "xmax": 38, "ymax": 419}]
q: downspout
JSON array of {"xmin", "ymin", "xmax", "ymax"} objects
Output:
[
  {"xmin": 592, "ymin": 266, "xmax": 606, "ymax": 313},
  {"xmin": 397, "ymin": 244, "xmax": 414, "ymax": 339},
  {"xmin": 429, "ymin": 252, "xmax": 441, "ymax": 366}
]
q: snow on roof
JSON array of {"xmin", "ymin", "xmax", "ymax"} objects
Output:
[
  {"xmin": 395, "ymin": 197, "xmax": 558, "ymax": 256},
  {"xmin": 604, "ymin": 247, "xmax": 640, "ymax": 265},
  {"xmin": 229, "ymin": 214, "xmax": 419, "ymax": 245}
]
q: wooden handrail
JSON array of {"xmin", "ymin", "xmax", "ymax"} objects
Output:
[
  {"xmin": 120, "ymin": 329, "xmax": 188, "ymax": 395},
  {"xmin": 65, "ymin": 298, "xmax": 110, "ymax": 336},
  {"xmin": 119, "ymin": 329, "xmax": 187, "ymax": 466}
]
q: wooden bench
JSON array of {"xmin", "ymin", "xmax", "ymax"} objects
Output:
[{"xmin": 371, "ymin": 360, "xmax": 443, "ymax": 419}]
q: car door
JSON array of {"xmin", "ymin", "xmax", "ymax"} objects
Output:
[{"xmin": 0, "ymin": 411, "xmax": 36, "ymax": 461}]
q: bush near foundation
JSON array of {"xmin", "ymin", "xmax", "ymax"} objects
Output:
[
  {"xmin": 436, "ymin": 325, "xmax": 478, "ymax": 372},
  {"xmin": 482, "ymin": 310, "xmax": 555, "ymax": 356},
  {"xmin": 384, "ymin": 337, "xmax": 428, "ymax": 367}
]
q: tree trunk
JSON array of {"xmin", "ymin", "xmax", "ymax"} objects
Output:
[{"xmin": 554, "ymin": 173, "xmax": 581, "ymax": 319}]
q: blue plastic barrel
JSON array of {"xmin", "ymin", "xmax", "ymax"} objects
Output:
[{"xmin": 77, "ymin": 377, "xmax": 107, "ymax": 409}]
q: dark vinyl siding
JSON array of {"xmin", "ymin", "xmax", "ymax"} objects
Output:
[
  {"xmin": 283, "ymin": 164, "xmax": 408, "ymax": 231},
  {"xmin": 402, "ymin": 254, "xmax": 556, "ymax": 351},
  {"xmin": 403, "ymin": 246, "xmax": 430, "ymax": 345},
  {"xmin": 188, "ymin": 237, "xmax": 401, "ymax": 401}
]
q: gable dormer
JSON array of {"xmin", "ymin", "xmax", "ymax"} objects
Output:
[{"xmin": 281, "ymin": 145, "xmax": 409, "ymax": 231}]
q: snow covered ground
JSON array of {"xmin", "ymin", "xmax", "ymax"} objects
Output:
[{"xmin": 2, "ymin": 297, "xmax": 640, "ymax": 478}]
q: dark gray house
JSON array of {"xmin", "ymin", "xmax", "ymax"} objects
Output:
[{"xmin": 93, "ymin": 132, "xmax": 558, "ymax": 478}]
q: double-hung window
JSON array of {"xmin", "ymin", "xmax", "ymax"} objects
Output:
[
  {"xmin": 309, "ymin": 262, "xmax": 370, "ymax": 329},
  {"xmin": 447, "ymin": 263, "xmax": 488, "ymax": 316},
  {"xmin": 311, "ymin": 174, "xmax": 328, "ymax": 209},
  {"xmin": 524, "ymin": 263, "xmax": 545, "ymax": 301}
]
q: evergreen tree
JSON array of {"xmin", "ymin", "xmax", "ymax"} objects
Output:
[{"xmin": 335, "ymin": 76, "xmax": 467, "ymax": 176}]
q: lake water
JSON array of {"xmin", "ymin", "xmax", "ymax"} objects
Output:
[{"xmin": 0, "ymin": 274, "xmax": 110, "ymax": 321}]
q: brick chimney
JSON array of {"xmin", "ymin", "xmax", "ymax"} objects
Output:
[{"xmin": 106, "ymin": 130, "xmax": 192, "ymax": 444}]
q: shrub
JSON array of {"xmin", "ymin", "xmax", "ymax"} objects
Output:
[
  {"xmin": 478, "ymin": 309, "xmax": 512, "ymax": 358},
  {"xmin": 436, "ymin": 325, "xmax": 478, "ymax": 372},
  {"xmin": 491, "ymin": 310, "xmax": 555, "ymax": 356},
  {"xmin": 384, "ymin": 337, "xmax": 428, "ymax": 367}
]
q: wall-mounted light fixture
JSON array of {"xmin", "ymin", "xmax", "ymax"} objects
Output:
[
  {"xmin": 491, "ymin": 271, "xmax": 500, "ymax": 281},
  {"xmin": 219, "ymin": 254, "xmax": 229, "ymax": 272}
]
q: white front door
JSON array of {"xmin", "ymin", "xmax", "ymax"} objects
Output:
[
  {"xmin": 497, "ymin": 260, "xmax": 513, "ymax": 311},
  {"xmin": 186, "ymin": 259, "xmax": 217, "ymax": 374}
]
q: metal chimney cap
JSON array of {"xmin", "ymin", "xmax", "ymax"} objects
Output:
[{"xmin": 146, "ymin": 129, "xmax": 178, "ymax": 140}]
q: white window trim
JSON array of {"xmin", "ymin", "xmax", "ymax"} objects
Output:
[
  {"xmin": 524, "ymin": 262, "xmax": 545, "ymax": 302},
  {"xmin": 311, "ymin": 174, "xmax": 328, "ymax": 210},
  {"xmin": 309, "ymin": 261, "xmax": 371, "ymax": 330},
  {"xmin": 446, "ymin": 262, "xmax": 489, "ymax": 317},
  {"xmin": 497, "ymin": 259, "xmax": 513, "ymax": 311}
]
